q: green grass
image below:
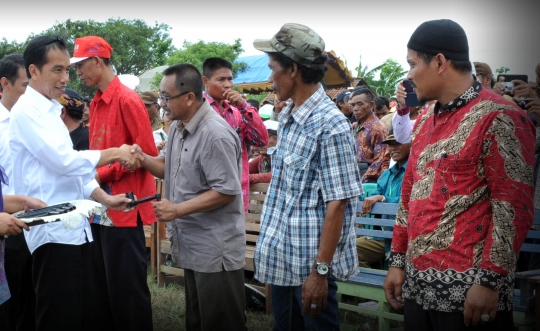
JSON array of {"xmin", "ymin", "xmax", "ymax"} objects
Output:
[
  {"xmin": 149, "ymin": 274, "xmax": 274, "ymax": 331},
  {"xmin": 149, "ymin": 273, "xmax": 381, "ymax": 331}
]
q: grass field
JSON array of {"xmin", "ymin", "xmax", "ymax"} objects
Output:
[{"xmin": 148, "ymin": 273, "xmax": 383, "ymax": 331}]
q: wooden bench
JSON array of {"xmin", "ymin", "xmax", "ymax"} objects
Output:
[
  {"xmin": 336, "ymin": 201, "xmax": 402, "ymax": 331},
  {"xmin": 338, "ymin": 202, "xmax": 540, "ymax": 331},
  {"xmin": 513, "ymin": 210, "xmax": 540, "ymax": 331},
  {"xmin": 155, "ymin": 183, "xmax": 272, "ymax": 313}
]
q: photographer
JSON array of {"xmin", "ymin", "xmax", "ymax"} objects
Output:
[
  {"xmin": 526, "ymin": 98, "xmax": 540, "ymax": 126},
  {"xmin": 513, "ymin": 79, "xmax": 539, "ymax": 100}
]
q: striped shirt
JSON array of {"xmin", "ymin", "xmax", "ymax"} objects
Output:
[{"xmin": 254, "ymin": 85, "xmax": 363, "ymax": 286}]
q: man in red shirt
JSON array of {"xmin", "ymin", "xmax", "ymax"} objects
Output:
[
  {"xmin": 71, "ymin": 36, "xmax": 158, "ymax": 331},
  {"xmin": 383, "ymin": 20, "xmax": 535, "ymax": 331},
  {"xmin": 202, "ymin": 58, "xmax": 268, "ymax": 213}
]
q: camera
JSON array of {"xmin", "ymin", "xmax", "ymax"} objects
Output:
[
  {"xmin": 497, "ymin": 74, "xmax": 528, "ymax": 97},
  {"xmin": 517, "ymin": 99, "xmax": 529, "ymax": 109}
]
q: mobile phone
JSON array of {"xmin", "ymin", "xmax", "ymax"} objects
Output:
[
  {"xmin": 402, "ymin": 79, "xmax": 421, "ymax": 107},
  {"xmin": 497, "ymin": 74, "xmax": 528, "ymax": 95}
]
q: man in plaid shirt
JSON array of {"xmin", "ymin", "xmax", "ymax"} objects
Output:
[{"xmin": 253, "ymin": 23, "xmax": 363, "ymax": 331}]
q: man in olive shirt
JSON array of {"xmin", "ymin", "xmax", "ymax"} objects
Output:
[{"xmin": 127, "ymin": 63, "xmax": 246, "ymax": 331}]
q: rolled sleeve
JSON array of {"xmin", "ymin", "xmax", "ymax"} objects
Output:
[
  {"xmin": 83, "ymin": 179, "xmax": 100, "ymax": 199},
  {"xmin": 319, "ymin": 132, "xmax": 362, "ymax": 201}
]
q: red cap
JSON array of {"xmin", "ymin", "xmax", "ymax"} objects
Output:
[{"xmin": 70, "ymin": 36, "xmax": 113, "ymax": 65}]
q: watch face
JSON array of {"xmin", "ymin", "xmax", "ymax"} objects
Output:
[{"xmin": 317, "ymin": 263, "xmax": 329, "ymax": 275}]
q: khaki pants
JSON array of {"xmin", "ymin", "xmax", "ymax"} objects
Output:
[{"xmin": 356, "ymin": 237, "xmax": 385, "ymax": 268}]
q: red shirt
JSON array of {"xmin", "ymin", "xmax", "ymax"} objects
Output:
[
  {"xmin": 204, "ymin": 93, "xmax": 268, "ymax": 213},
  {"xmin": 249, "ymin": 154, "xmax": 272, "ymax": 184},
  {"xmin": 389, "ymin": 83, "xmax": 535, "ymax": 312},
  {"xmin": 90, "ymin": 77, "xmax": 159, "ymax": 227}
]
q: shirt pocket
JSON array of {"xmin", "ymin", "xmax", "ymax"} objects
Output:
[
  {"xmin": 283, "ymin": 152, "xmax": 309, "ymax": 191},
  {"xmin": 434, "ymin": 156, "xmax": 479, "ymax": 196},
  {"xmin": 178, "ymin": 161, "xmax": 202, "ymax": 193}
]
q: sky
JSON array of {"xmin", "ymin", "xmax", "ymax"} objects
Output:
[{"xmin": 1, "ymin": 0, "xmax": 539, "ymax": 79}]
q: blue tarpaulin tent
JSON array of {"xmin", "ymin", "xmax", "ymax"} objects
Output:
[
  {"xmin": 234, "ymin": 55, "xmax": 272, "ymax": 94},
  {"xmin": 234, "ymin": 51, "xmax": 353, "ymax": 94}
]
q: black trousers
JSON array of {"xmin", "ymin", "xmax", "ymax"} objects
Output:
[
  {"xmin": 404, "ymin": 299, "xmax": 514, "ymax": 331},
  {"xmin": 0, "ymin": 233, "xmax": 35, "ymax": 331},
  {"xmin": 184, "ymin": 268, "xmax": 246, "ymax": 331},
  {"xmin": 32, "ymin": 242, "xmax": 92, "ymax": 331},
  {"xmin": 87, "ymin": 215, "xmax": 153, "ymax": 331}
]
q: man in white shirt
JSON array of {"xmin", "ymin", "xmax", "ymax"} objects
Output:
[
  {"xmin": 0, "ymin": 53, "xmax": 35, "ymax": 331},
  {"xmin": 9, "ymin": 35, "xmax": 138, "ymax": 331}
]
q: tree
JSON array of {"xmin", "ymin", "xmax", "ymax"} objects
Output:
[
  {"xmin": 354, "ymin": 57, "xmax": 407, "ymax": 97},
  {"xmin": 355, "ymin": 55, "xmax": 384, "ymax": 83},
  {"xmin": 495, "ymin": 66, "xmax": 510, "ymax": 75},
  {"xmin": 166, "ymin": 39, "xmax": 248, "ymax": 76},
  {"xmin": 38, "ymin": 18, "xmax": 175, "ymax": 97},
  {"xmin": 369, "ymin": 59, "xmax": 408, "ymax": 97},
  {"xmin": 0, "ymin": 38, "xmax": 25, "ymax": 59}
]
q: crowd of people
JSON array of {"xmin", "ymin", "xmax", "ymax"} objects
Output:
[{"xmin": 0, "ymin": 18, "xmax": 539, "ymax": 331}]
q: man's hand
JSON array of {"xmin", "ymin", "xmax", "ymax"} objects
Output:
[
  {"xmin": 274, "ymin": 98, "xmax": 288, "ymax": 114},
  {"xmin": 463, "ymin": 283, "xmax": 498, "ymax": 326},
  {"xmin": 119, "ymin": 144, "xmax": 145, "ymax": 170},
  {"xmin": 0, "ymin": 213, "xmax": 30, "ymax": 235},
  {"xmin": 152, "ymin": 198, "xmax": 179, "ymax": 222},
  {"xmin": 118, "ymin": 144, "xmax": 141, "ymax": 171},
  {"xmin": 157, "ymin": 141, "xmax": 166, "ymax": 151},
  {"xmin": 493, "ymin": 75, "xmax": 506, "ymax": 96},
  {"xmin": 383, "ymin": 266, "xmax": 405, "ymax": 310},
  {"xmin": 526, "ymin": 98, "xmax": 540, "ymax": 126},
  {"xmin": 396, "ymin": 81, "xmax": 407, "ymax": 109},
  {"xmin": 301, "ymin": 271, "xmax": 328, "ymax": 317},
  {"xmin": 362, "ymin": 195, "xmax": 383, "ymax": 214},
  {"xmin": 21, "ymin": 197, "xmax": 47, "ymax": 211},
  {"xmin": 103, "ymin": 193, "xmax": 136, "ymax": 212},
  {"xmin": 512, "ymin": 80, "xmax": 537, "ymax": 100},
  {"xmin": 224, "ymin": 90, "xmax": 245, "ymax": 108}
]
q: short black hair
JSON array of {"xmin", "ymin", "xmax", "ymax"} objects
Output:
[
  {"xmin": 162, "ymin": 63, "xmax": 203, "ymax": 102},
  {"xmin": 202, "ymin": 57, "xmax": 233, "ymax": 78},
  {"xmin": 351, "ymin": 87, "xmax": 375, "ymax": 103},
  {"xmin": 374, "ymin": 96, "xmax": 390, "ymax": 110},
  {"xmin": 247, "ymin": 99, "xmax": 259, "ymax": 110},
  {"xmin": 268, "ymin": 52, "xmax": 328, "ymax": 85},
  {"xmin": 65, "ymin": 107, "xmax": 83, "ymax": 120},
  {"xmin": 0, "ymin": 54, "xmax": 25, "ymax": 91},
  {"xmin": 23, "ymin": 35, "xmax": 68, "ymax": 79},
  {"xmin": 415, "ymin": 51, "xmax": 472, "ymax": 74},
  {"xmin": 101, "ymin": 58, "xmax": 112, "ymax": 67}
]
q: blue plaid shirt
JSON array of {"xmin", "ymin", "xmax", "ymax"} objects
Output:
[{"xmin": 254, "ymin": 85, "xmax": 363, "ymax": 286}]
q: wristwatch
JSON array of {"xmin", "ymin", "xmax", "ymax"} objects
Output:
[
  {"xmin": 313, "ymin": 261, "xmax": 331, "ymax": 276},
  {"xmin": 381, "ymin": 196, "xmax": 386, "ymax": 202}
]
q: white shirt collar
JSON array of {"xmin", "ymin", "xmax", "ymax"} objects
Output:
[{"xmin": 24, "ymin": 85, "xmax": 63, "ymax": 115}]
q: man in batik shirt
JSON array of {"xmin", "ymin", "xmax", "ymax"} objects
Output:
[{"xmin": 383, "ymin": 19, "xmax": 535, "ymax": 331}]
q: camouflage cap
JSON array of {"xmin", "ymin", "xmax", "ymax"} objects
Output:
[{"xmin": 253, "ymin": 23, "xmax": 325, "ymax": 68}]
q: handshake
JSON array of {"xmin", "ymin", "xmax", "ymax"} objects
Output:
[{"xmin": 117, "ymin": 144, "xmax": 145, "ymax": 171}]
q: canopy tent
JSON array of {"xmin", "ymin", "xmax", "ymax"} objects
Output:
[
  {"xmin": 234, "ymin": 51, "xmax": 354, "ymax": 94},
  {"xmin": 137, "ymin": 65, "xmax": 169, "ymax": 92}
]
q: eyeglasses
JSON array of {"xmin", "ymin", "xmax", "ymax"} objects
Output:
[{"xmin": 159, "ymin": 91, "xmax": 191, "ymax": 103}]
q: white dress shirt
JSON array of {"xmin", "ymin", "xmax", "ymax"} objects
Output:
[
  {"xmin": 392, "ymin": 111, "xmax": 416, "ymax": 144},
  {"xmin": 0, "ymin": 102, "xmax": 14, "ymax": 194},
  {"xmin": 9, "ymin": 86, "xmax": 101, "ymax": 253}
]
